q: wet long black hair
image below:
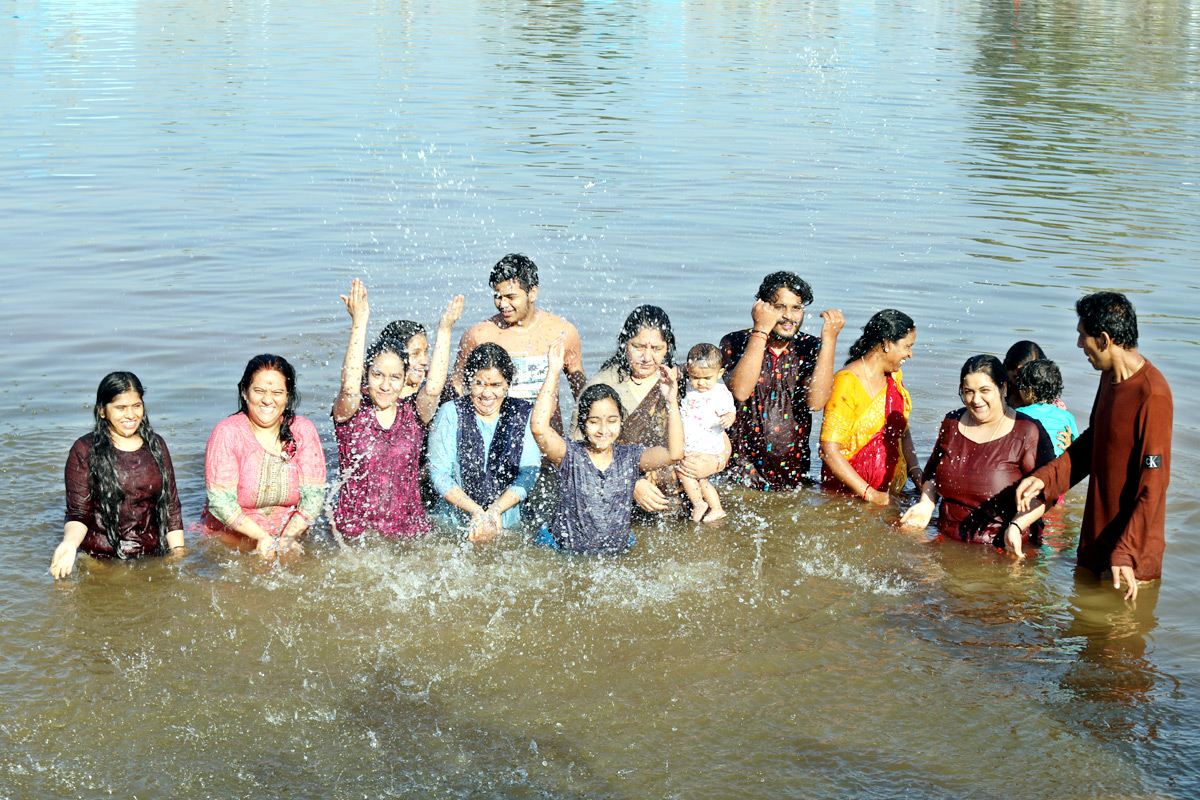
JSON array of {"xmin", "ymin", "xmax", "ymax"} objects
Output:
[
  {"xmin": 379, "ymin": 320, "xmax": 426, "ymax": 352},
  {"xmin": 846, "ymin": 309, "xmax": 915, "ymax": 364},
  {"xmin": 89, "ymin": 372, "xmax": 172, "ymax": 557},
  {"xmin": 236, "ymin": 354, "xmax": 300, "ymax": 452},
  {"xmin": 575, "ymin": 383, "xmax": 626, "ymax": 437},
  {"xmin": 364, "ymin": 337, "xmax": 409, "ymax": 381},
  {"xmin": 600, "ymin": 305, "xmax": 677, "ymax": 381}
]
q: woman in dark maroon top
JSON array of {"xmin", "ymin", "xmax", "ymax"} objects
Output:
[
  {"xmin": 51, "ymin": 372, "xmax": 184, "ymax": 578},
  {"xmin": 901, "ymin": 355, "xmax": 1054, "ymax": 556}
]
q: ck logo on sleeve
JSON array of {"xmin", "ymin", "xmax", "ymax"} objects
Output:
[{"xmin": 1144, "ymin": 454, "xmax": 1162, "ymax": 469}]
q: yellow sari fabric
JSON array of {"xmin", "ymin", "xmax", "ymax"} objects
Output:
[{"xmin": 819, "ymin": 368, "xmax": 911, "ymax": 492}]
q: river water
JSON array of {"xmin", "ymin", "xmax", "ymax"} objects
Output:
[{"xmin": 2, "ymin": 1, "xmax": 1198, "ymax": 797}]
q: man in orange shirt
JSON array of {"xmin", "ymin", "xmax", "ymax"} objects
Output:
[
  {"xmin": 1017, "ymin": 292, "xmax": 1173, "ymax": 600},
  {"xmin": 451, "ymin": 254, "xmax": 586, "ymax": 427}
]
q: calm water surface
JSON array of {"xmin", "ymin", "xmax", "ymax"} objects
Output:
[{"xmin": 2, "ymin": 1, "xmax": 1198, "ymax": 797}]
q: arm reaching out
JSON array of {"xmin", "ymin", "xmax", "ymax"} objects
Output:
[
  {"xmin": 805, "ymin": 309, "xmax": 845, "ymax": 411},
  {"xmin": 639, "ymin": 365, "xmax": 684, "ymax": 471},
  {"xmin": 417, "ymin": 294, "xmax": 464, "ymax": 424},
  {"xmin": 333, "ymin": 279, "xmax": 370, "ymax": 423},
  {"xmin": 530, "ymin": 339, "xmax": 569, "ymax": 466}
]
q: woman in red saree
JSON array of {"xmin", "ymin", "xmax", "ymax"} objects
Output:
[{"xmin": 819, "ymin": 310, "xmax": 922, "ymax": 505}]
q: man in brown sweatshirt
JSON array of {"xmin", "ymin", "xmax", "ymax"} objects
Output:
[{"xmin": 1017, "ymin": 292, "xmax": 1172, "ymax": 600}]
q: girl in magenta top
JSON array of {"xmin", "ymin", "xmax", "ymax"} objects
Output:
[
  {"xmin": 51, "ymin": 372, "xmax": 185, "ymax": 578},
  {"xmin": 202, "ymin": 354, "xmax": 326, "ymax": 559},
  {"xmin": 330, "ymin": 279, "xmax": 462, "ymax": 540}
]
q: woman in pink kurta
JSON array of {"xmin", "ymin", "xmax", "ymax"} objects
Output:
[
  {"xmin": 202, "ymin": 354, "xmax": 326, "ymax": 558},
  {"xmin": 330, "ymin": 279, "xmax": 462, "ymax": 540}
]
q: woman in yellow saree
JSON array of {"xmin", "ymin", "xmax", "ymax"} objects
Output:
[{"xmin": 819, "ymin": 310, "xmax": 922, "ymax": 505}]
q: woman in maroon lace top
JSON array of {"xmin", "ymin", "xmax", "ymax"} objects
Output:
[
  {"xmin": 51, "ymin": 372, "xmax": 184, "ymax": 578},
  {"xmin": 901, "ymin": 355, "xmax": 1053, "ymax": 557}
]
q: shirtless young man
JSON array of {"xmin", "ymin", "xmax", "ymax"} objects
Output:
[{"xmin": 451, "ymin": 254, "xmax": 586, "ymax": 426}]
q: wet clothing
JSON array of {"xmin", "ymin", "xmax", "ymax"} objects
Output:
[
  {"xmin": 332, "ymin": 395, "xmax": 430, "ymax": 539},
  {"xmin": 1031, "ymin": 360, "xmax": 1172, "ymax": 580},
  {"xmin": 577, "ymin": 364, "xmax": 681, "ymax": 499},
  {"xmin": 202, "ymin": 413, "xmax": 327, "ymax": 538},
  {"xmin": 547, "ymin": 440, "xmax": 646, "ymax": 554},
  {"xmin": 720, "ymin": 329, "xmax": 821, "ymax": 490},
  {"xmin": 820, "ymin": 369, "xmax": 912, "ymax": 494},
  {"xmin": 681, "ymin": 384, "xmax": 735, "ymax": 456},
  {"xmin": 922, "ymin": 409, "xmax": 1055, "ymax": 546},
  {"xmin": 427, "ymin": 396, "xmax": 539, "ymax": 527},
  {"xmin": 64, "ymin": 433, "xmax": 183, "ymax": 558}
]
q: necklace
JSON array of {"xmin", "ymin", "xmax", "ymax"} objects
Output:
[{"xmin": 973, "ymin": 408, "xmax": 1008, "ymax": 442}]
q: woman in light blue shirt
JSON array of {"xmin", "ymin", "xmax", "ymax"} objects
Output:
[{"xmin": 428, "ymin": 343, "xmax": 539, "ymax": 542}]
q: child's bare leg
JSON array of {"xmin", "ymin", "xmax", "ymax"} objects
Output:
[
  {"xmin": 684, "ymin": 452, "xmax": 725, "ymax": 482},
  {"xmin": 699, "ymin": 479, "xmax": 726, "ymax": 521},
  {"xmin": 678, "ymin": 470, "xmax": 709, "ymax": 521}
]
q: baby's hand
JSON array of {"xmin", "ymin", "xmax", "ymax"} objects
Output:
[{"xmin": 719, "ymin": 411, "xmax": 736, "ymax": 429}]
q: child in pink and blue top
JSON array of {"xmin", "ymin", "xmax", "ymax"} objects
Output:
[{"xmin": 330, "ymin": 279, "xmax": 462, "ymax": 540}]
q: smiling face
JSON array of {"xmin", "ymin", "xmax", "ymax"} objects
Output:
[
  {"xmin": 367, "ymin": 351, "xmax": 406, "ymax": 409},
  {"xmin": 404, "ymin": 333, "xmax": 429, "ymax": 388},
  {"xmin": 583, "ymin": 396, "xmax": 622, "ymax": 453},
  {"xmin": 625, "ymin": 327, "xmax": 668, "ymax": 380},
  {"xmin": 469, "ymin": 366, "xmax": 509, "ymax": 420},
  {"xmin": 960, "ymin": 371, "xmax": 1005, "ymax": 425},
  {"xmin": 768, "ymin": 287, "xmax": 806, "ymax": 341},
  {"xmin": 243, "ymin": 368, "xmax": 288, "ymax": 430},
  {"xmin": 493, "ymin": 279, "xmax": 537, "ymax": 327},
  {"xmin": 101, "ymin": 389, "xmax": 145, "ymax": 442},
  {"xmin": 882, "ymin": 329, "xmax": 916, "ymax": 372}
]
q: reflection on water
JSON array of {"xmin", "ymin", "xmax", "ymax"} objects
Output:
[{"xmin": 2, "ymin": 0, "xmax": 1199, "ymax": 797}]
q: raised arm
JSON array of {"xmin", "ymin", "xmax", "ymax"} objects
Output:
[
  {"xmin": 531, "ymin": 340, "xmax": 569, "ymax": 466},
  {"xmin": 727, "ymin": 301, "xmax": 781, "ymax": 401},
  {"xmin": 449, "ymin": 326, "xmax": 479, "ymax": 397},
  {"xmin": 332, "ymin": 279, "xmax": 369, "ymax": 423},
  {"xmin": 639, "ymin": 365, "xmax": 684, "ymax": 472},
  {"xmin": 805, "ymin": 309, "xmax": 845, "ymax": 411},
  {"xmin": 563, "ymin": 324, "xmax": 587, "ymax": 399},
  {"xmin": 416, "ymin": 294, "xmax": 464, "ymax": 424}
]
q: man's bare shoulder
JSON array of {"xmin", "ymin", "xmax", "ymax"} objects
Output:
[
  {"xmin": 537, "ymin": 309, "xmax": 579, "ymax": 337},
  {"xmin": 463, "ymin": 315, "xmax": 505, "ymax": 343}
]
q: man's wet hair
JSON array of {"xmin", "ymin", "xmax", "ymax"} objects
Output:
[
  {"xmin": 489, "ymin": 253, "xmax": 539, "ymax": 292},
  {"xmin": 1076, "ymin": 291, "xmax": 1138, "ymax": 349},
  {"xmin": 756, "ymin": 271, "xmax": 813, "ymax": 306}
]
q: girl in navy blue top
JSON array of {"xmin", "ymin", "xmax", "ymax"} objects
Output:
[{"xmin": 530, "ymin": 340, "xmax": 684, "ymax": 554}]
